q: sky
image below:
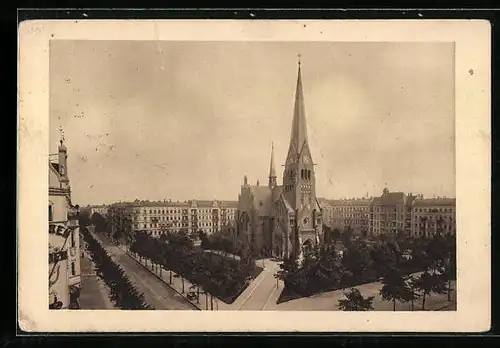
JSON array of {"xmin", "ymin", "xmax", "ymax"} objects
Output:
[{"xmin": 49, "ymin": 41, "xmax": 455, "ymax": 206}]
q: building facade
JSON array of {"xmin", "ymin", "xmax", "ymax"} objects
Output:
[
  {"xmin": 320, "ymin": 189, "xmax": 456, "ymax": 239},
  {"xmin": 235, "ymin": 61, "xmax": 324, "ymax": 260},
  {"xmin": 90, "ymin": 204, "xmax": 108, "ymax": 217},
  {"xmin": 48, "ymin": 140, "xmax": 81, "ymax": 309},
  {"xmin": 371, "ymin": 189, "xmax": 417, "ymax": 237},
  {"xmin": 410, "ymin": 197, "xmax": 456, "ymax": 237},
  {"xmin": 108, "ymin": 199, "xmax": 237, "ymax": 238},
  {"xmin": 323, "ymin": 198, "xmax": 372, "ymax": 237}
]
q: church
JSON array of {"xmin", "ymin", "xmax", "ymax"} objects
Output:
[{"xmin": 235, "ymin": 60, "xmax": 324, "ymax": 261}]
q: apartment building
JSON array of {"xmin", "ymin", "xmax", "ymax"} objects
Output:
[
  {"xmin": 371, "ymin": 189, "xmax": 417, "ymax": 237},
  {"xmin": 109, "ymin": 199, "xmax": 238, "ymax": 238},
  {"xmin": 327, "ymin": 198, "xmax": 372, "ymax": 237},
  {"xmin": 411, "ymin": 197, "xmax": 456, "ymax": 237},
  {"xmin": 48, "ymin": 140, "xmax": 81, "ymax": 309},
  {"xmin": 320, "ymin": 188, "xmax": 456, "ymax": 239}
]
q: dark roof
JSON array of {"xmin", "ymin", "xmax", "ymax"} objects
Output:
[
  {"xmin": 412, "ymin": 198, "xmax": 456, "ymax": 206},
  {"xmin": 50, "ymin": 162, "xmax": 60, "ymax": 173},
  {"xmin": 219, "ymin": 201, "xmax": 238, "ymax": 208},
  {"xmin": 108, "ymin": 199, "xmax": 238, "ymax": 209},
  {"xmin": 378, "ymin": 192, "xmax": 405, "ymax": 205},
  {"xmin": 327, "ymin": 198, "xmax": 371, "ymax": 206}
]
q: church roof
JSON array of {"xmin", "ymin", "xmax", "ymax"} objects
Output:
[
  {"xmin": 281, "ymin": 194, "xmax": 294, "ymax": 213},
  {"xmin": 249, "ymin": 186, "xmax": 273, "ymax": 216}
]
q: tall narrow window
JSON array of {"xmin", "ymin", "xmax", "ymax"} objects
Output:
[
  {"xmin": 48, "ymin": 205, "xmax": 53, "ymax": 222},
  {"xmin": 71, "ymin": 230, "xmax": 75, "ymax": 247},
  {"xmin": 71, "ymin": 262, "xmax": 76, "ymax": 276}
]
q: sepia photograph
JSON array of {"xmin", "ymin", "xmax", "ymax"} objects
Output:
[{"xmin": 18, "ymin": 19, "xmax": 490, "ymax": 332}]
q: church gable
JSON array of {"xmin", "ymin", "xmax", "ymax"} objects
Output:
[{"xmin": 298, "ymin": 141, "xmax": 313, "ymax": 163}]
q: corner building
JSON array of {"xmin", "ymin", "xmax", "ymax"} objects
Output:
[
  {"xmin": 236, "ymin": 62, "xmax": 323, "ymax": 260},
  {"xmin": 48, "ymin": 140, "xmax": 81, "ymax": 309}
]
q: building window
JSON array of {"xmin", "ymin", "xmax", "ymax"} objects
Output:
[
  {"xmin": 48, "ymin": 205, "xmax": 53, "ymax": 222},
  {"xmin": 71, "ymin": 230, "xmax": 75, "ymax": 248},
  {"xmin": 71, "ymin": 262, "xmax": 76, "ymax": 276}
]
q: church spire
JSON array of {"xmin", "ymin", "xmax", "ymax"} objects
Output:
[
  {"xmin": 289, "ymin": 55, "xmax": 308, "ymax": 155},
  {"xmin": 269, "ymin": 142, "xmax": 277, "ymax": 188}
]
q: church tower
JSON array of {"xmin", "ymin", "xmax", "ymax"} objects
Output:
[{"xmin": 282, "ymin": 58, "xmax": 321, "ymax": 258}]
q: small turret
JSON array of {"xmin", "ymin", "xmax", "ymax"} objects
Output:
[
  {"xmin": 58, "ymin": 139, "xmax": 69, "ymax": 183},
  {"xmin": 268, "ymin": 142, "xmax": 277, "ymax": 188}
]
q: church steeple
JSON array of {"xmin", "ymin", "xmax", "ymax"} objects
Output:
[
  {"xmin": 289, "ymin": 56, "xmax": 308, "ymax": 156},
  {"xmin": 283, "ymin": 57, "xmax": 317, "ymax": 212},
  {"xmin": 268, "ymin": 142, "xmax": 277, "ymax": 188}
]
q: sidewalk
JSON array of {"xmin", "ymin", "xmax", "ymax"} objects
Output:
[{"xmin": 79, "ymin": 249, "xmax": 115, "ymax": 309}]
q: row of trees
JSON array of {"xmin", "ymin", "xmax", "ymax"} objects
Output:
[
  {"xmin": 129, "ymin": 230, "xmax": 258, "ymax": 304},
  {"xmin": 81, "ymin": 228, "xmax": 153, "ymax": 310},
  {"xmin": 277, "ymin": 232, "xmax": 456, "ymax": 310},
  {"xmin": 377, "ymin": 233, "xmax": 456, "ymax": 311}
]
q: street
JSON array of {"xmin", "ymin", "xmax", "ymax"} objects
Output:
[{"xmin": 92, "ymin": 232, "xmax": 197, "ymax": 310}]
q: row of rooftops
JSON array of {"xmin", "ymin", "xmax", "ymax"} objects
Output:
[
  {"xmin": 90, "ymin": 199, "xmax": 238, "ymax": 209},
  {"xmin": 318, "ymin": 189, "xmax": 456, "ymax": 208}
]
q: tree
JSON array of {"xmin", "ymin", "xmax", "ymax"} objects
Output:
[
  {"xmin": 331, "ymin": 228, "xmax": 341, "ymax": 242},
  {"xmin": 370, "ymin": 241, "xmax": 398, "ymax": 277},
  {"xmin": 342, "ymin": 242, "xmax": 373, "ymax": 279},
  {"xmin": 341, "ymin": 226, "xmax": 354, "ymax": 247},
  {"xmin": 413, "ymin": 270, "xmax": 447, "ymax": 310},
  {"xmin": 405, "ymin": 275, "xmax": 421, "ymax": 311},
  {"xmin": 338, "ymin": 288, "xmax": 374, "ymax": 311},
  {"xmin": 275, "ymin": 257, "xmax": 299, "ymax": 289},
  {"xmin": 380, "ymin": 268, "xmax": 414, "ymax": 311},
  {"xmin": 425, "ymin": 235, "xmax": 448, "ymax": 271},
  {"xmin": 442, "ymin": 235, "xmax": 456, "ymax": 301},
  {"xmin": 90, "ymin": 213, "xmax": 107, "ymax": 233},
  {"xmin": 199, "ymin": 230, "xmax": 210, "ymax": 249}
]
